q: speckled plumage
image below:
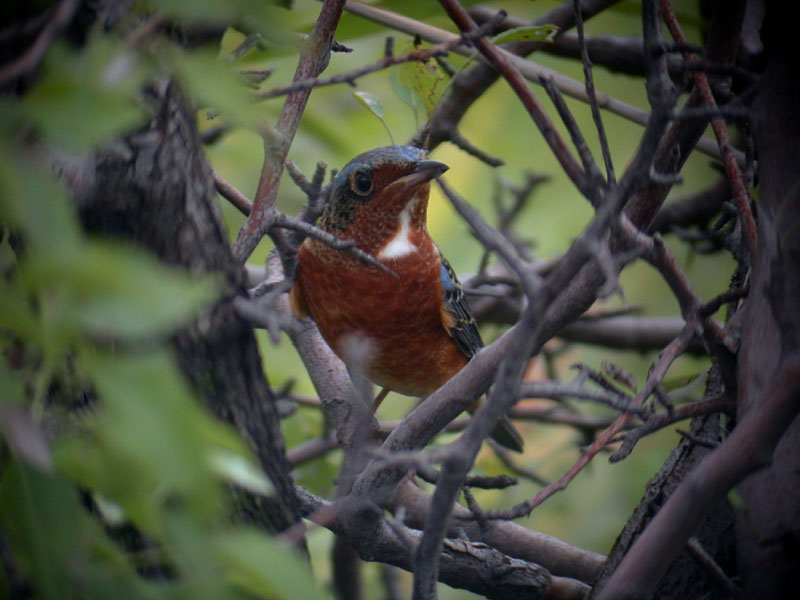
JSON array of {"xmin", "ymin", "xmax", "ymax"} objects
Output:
[{"xmin": 290, "ymin": 145, "xmax": 523, "ymax": 451}]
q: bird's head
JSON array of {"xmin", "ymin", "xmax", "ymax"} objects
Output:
[{"xmin": 317, "ymin": 145, "xmax": 448, "ymax": 256}]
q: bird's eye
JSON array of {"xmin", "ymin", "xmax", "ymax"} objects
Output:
[{"xmin": 352, "ymin": 170, "xmax": 373, "ymax": 196}]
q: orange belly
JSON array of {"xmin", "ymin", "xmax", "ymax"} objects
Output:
[{"xmin": 293, "ymin": 243, "xmax": 468, "ymax": 397}]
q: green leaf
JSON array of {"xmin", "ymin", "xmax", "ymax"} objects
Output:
[
  {"xmin": 393, "ymin": 42, "xmax": 447, "ymax": 117},
  {"xmin": 208, "ymin": 449, "xmax": 274, "ymax": 496},
  {"xmin": 389, "ymin": 65, "xmax": 422, "ymax": 113},
  {"xmin": 0, "ymin": 143, "xmax": 83, "ymax": 259},
  {"xmin": 148, "ymin": 0, "xmax": 257, "ymax": 24},
  {"xmin": 55, "ymin": 350, "xmax": 225, "ymax": 532},
  {"xmin": 21, "ymin": 40, "xmax": 148, "ymax": 149},
  {"xmin": 214, "ymin": 529, "xmax": 330, "ymax": 600},
  {"xmin": 0, "ymin": 361, "xmax": 25, "ymax": 407},
  {"xmin": 20, "ymin": 241, "xmax": 220, "ymax": 341},
  {"xmin": 352, "ymin": 91, "xmax": 394, "ymax": 143},
  {"xmin": 0, "ymin": 460, "xmax": 156, "ymax": 600},
  {"xmin": 661, "ymin": 371, "xmax": 703, "ymax": 392},
  {"xmin": 353, "ymin": 90, "xmax": 384, "ymax": 119},
  {"xmin": 0, "ymin": 285, "xmax": 40, "ymax": 354},
  {"xmin": 491, "ymin": 24, "xmax": 560, "ymax": 45},
  {"xmin": 173, "ymin": 49, "xmax": 265, "ymax": 130}
]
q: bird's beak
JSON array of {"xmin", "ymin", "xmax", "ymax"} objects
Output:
[{"xmin": 390, "ymin": 159, "xmax": 449, "ymax": 192}]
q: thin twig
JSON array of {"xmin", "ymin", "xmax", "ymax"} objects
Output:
[
  {"xmin": 438, "ymin": 180, "xmax": 541, "ymax": 298},
  {"xmin": 610, "ymin": 394, "xmax": 730, "ymax": 461},
  {"xmin": 439, "ymin": 0, "xmax": 588, "ymax": 195},
  {"xmin": 232, "ymin": 0, "xmax": 347, "ymax": 263},
  {"xmin": 573, "ymin": 0, "xmax": 616, "ymax": 185},
  {"xmin": 490, "ymin": 443, "xmax": 550, "ymax": 486},
  {"xmin": 214, "ymin": 172, "xmax": 253, "ymax": 215},
  {"xmin": 215, "ymin": 171, "xmax": 395, "ymax": 276},
  {"xmin": 660, "ymin": 0, "xmax": 756, "ymax": 257},
  {"xmin": 685, "ymin": 537, "xmax": 740, "ymax": 597},
  {"xmin": 349, "ymin": 0, "xmax": 679, "ymax": 541},
  {"xmin": 597, "ymin": 359, "xmax": 800, "ymax": 599},
  {"xmin": 538, "ymin": 75, "xmax": 605, "ymax": 204},
  {"xmin": 474, "ymin": 322, "xmax": 696, "ymax": 523},
  {"xmin": 0, "ymin": 0, "xmax": 80, "ymax": 86},
  {"xmin": 345, "ymin": 0, "xmax": 738, "ymax": 165},
  {"xmin": 254, "ymin": 14, "xmax": 507, "ymax": 101}
]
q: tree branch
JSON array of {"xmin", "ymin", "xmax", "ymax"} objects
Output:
[
  {"xmin": 232, "ymin": 0, "xmax": 346, "ymax": 263},
  {"xmin": 595, "ymin": 359, "xmax": 800, "ymax": 599}
]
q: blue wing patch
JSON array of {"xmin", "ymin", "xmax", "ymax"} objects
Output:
[{"xmin": 440, "ymin": 258, "xmax": 483, "ymax": 358}]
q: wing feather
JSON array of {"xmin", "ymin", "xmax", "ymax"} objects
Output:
[{"xmin": 439, "ymin": 257, "xmax": 482, "ymax": 358}]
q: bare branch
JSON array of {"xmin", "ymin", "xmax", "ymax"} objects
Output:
[
  {"xmin": 346, "ymin": 0, "xmax": 735, "ymax": 164},
  {"xmin": 214, "ymin": 172, "xmax": 253, "ymax": 216},
  {"xmin": 215, "ymin": 171, "xmax": 395, "ymax": 276},
  {"xmin": 439, "ymin": 0, "xmax": 588, "ymax": 196},
  {"xmin": 232, "ymin": 0, "xmax": 346, "ymax": 263},
  {"xmin": 624, "ymin": 0, "xmax": 747, "ymax": 230},
  {"xmin": 659, "ymin": 0, "xmax": 757, "ymax": 258},
  {"xmin": 596, "ymin": 358, "xmax": 800, "ymax": 599},
  {"xmin": 294, "ymin": 487, "xmax": 566, "ymax": 599},
  {"xmin": 573, "ymin": 0, "xmax": 616, "ymax": 185},
  {"xmin": 610, "ymin": 394, "xmax": 731, "ymax": 462},
  {"xmin": 685, "ymin": 537, "xmax": 740, "ymax": 597},
  {"xmin": 0, "ymin": 0, "xmax": 80, "ymax": 87},
  {"xmin": 254, "ymin": 14, "xmax": 506, "ymax": 101},
  {"xmin": 539, "ymin": 75, "xmax": 605, "ymax": 202}
]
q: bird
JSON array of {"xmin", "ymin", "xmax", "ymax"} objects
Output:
[{"xmin": 289, "ymin": 145, "xmax": 523, "ymax": 452}]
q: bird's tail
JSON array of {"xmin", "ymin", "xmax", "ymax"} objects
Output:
[
  {"xmin": 490, "ymin": 414, "xmax": 524, "ymax": 453},
  {"xmin": 467, "ymin": 398, "xmax": 524, "ymax": 452}
]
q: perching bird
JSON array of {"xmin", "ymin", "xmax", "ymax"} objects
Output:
[{"xmin": 290, "ymin": 145, "xmax": 523, "ymax": 451}]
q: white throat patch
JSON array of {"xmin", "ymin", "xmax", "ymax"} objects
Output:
[{"xmin": 378, "ymin": 197, "xmax": 419, "ymax": 260}]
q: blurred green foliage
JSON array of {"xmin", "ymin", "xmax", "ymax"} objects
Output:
[
  {"xmin": 1, "ymin": 0, "xmax": 733, "ymax": 598},
  {"xmin": 0, "ymin": 2, "xmax": 329, "ymax": 598}
]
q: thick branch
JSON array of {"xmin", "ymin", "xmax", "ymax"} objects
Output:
[
  {"xmin": 296, "ymin": 487, "xmax": 586, "ymax": 600},
  {"xmin": 596, "ymin": 360, "xmax": 800, "ymax": 599}
]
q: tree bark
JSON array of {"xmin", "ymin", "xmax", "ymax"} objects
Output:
[
  {"xmin": 68, "ymin": 78, "xmax": 304, "ymax": 538},
  {"xmin": 735, "ymin": 2, "xmax": 800, "ymax": 597},
  {"xmin": 590, "ymin": 368, "xmax": 736, "ymax": 599}
]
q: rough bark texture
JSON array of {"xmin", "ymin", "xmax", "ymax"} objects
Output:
[
  {"xmin": 735, "ymin": 2, "xmax": 800, "ymax": 597},
  {"xmin": 70, "ymin": 78, "xmax": 304, "ymax": 536},
  {"xmin": 591, "ymin": 368, "xmax": 736, "ymax": 599}
]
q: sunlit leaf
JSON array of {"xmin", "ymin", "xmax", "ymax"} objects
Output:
[
  {"xmin": 393, "ymin": 42, "xmax": 447, "ymax": 118},
  {"xmin": 93, "ymin": 493, "xmax": 127, "ymax": 527},
  {"xmin": 491, "ymin": 24, "xmax": 560, "ymax": 45},
  {"xmin": 353, "ymin": 90, "xmax": 384, "ymax": 118},
  {"xmin": 389, "ymin": 65, "xmax": 422, "ymax": 114},
  {"xmin": 208, "ymin": 449, "xmax": 274, "ymax": 496}
]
